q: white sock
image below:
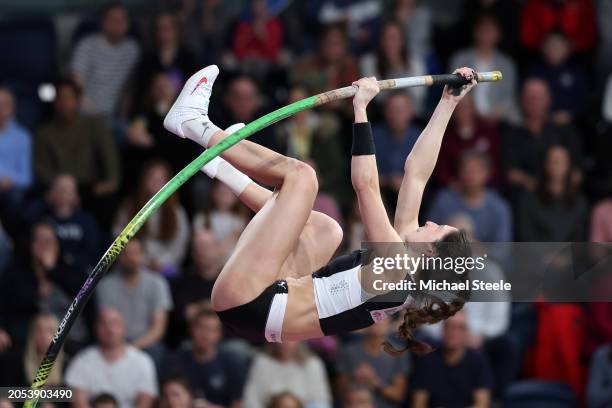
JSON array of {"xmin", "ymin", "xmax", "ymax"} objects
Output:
[
  {"xmin": 181, "ymin": 118, "xmax": 221, "ymax": 148},
  {"xmin": 201, "ymin": 123, "xmax": 252, "ymax": 196}
]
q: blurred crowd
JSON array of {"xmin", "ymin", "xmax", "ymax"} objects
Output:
[{"xmin": 2, "ymin": 0, "xmax": 612, "ymax": 407}]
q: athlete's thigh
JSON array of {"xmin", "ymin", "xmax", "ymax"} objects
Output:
[{"xmin": 280, "ymin": 211, "xmax": 343, "ymax": 279}]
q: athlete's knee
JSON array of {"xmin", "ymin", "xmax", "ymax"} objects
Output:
[
  {"xmin": 286, "ymin": 159, "xmax": 318, "ymax": 193},
  {"xmin": 310, "ymin": 212, "xmax": 344, "ymax": 250}
]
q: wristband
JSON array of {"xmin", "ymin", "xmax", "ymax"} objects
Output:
[{"xmin": 351, "ymin": 122, "xmax": 375, "ymax": 155}]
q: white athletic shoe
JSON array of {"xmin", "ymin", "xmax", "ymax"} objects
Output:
[{"xmin": 163, "ymin": 65, "xmax": 220, "ymax": 139}]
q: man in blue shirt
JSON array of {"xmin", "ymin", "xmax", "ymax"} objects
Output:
[
  {"xmin": 373, "ymin": 92, "xmax": 421, "ymax": 205},
  {"xmin": 0, "ymin": 88, "xmax": 32, "ymax": 221},
  {"xmin": 428, "ymin": 150, "xmax": 512, "ymax": 243}
]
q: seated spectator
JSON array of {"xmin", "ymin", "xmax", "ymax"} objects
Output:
[
  {"xmin": 181, "ymin": 0, "xmax": 238, "ymax": 66},
  {"xmin": 159, "ymin": 377, "xmax": 194, "ymax": 408},
  {"xmin": 243, "ymin": 342, "xmax": 332, "ymax": 408},
  {"xmin": 232, "ymin": 0, "xmax": 284, "ymax": 68},
  {"xmin": 360, "ymin": 20, "xmax": 440, "ymax": 116},
  {"xmin": 97, "ymin": 238, "xmax": 172, "ymax": 362},
  {"xmin": 27, "ymin": 174, "xmax": 100, "ymax": 268},
  {"xmin": 66, "ymin": 308, "xmax": 157, "ymax": 408},
  {"xmin": 35, "ymin": 78, "xmax": 120, "ymax": 220},
  {"xmin": 0, "ymin": 314, "xmax": 64, "ymax": 387},
  {"xmin": 449, "ymin": 13, "xmax": 519, "ymax": 123},
  {"xmin": 372, "ymin": 92, "xmax": 421, "ymax": 204},
  {"xmin": 528, "ymin": 31, "xmax": 588, "ymax": 124},
  {"xmin": 520, "ymin": 0, "xmax": 597, "ymax": 53},
  {"xmin": 503, "ymin": 78, "xmax": 582, "ymax": 201},
  {"xmin": 461, "ymin": 0, "xmax": 520, "ymax": 52},
  {"xmin": 0, "ymin": 87, "xmax": 32, "ymax": 222},
  {"xmin": 603, "ymin": 72, "xmax": 612, "ymax": 124},
  {"xmin": 168, "ymin": 229, "xmax": 222, "ymax": 346},
  {"xmin": 163, "ymin": 306, "xmax": 246, "ymax": 407},
  {"xmin": 392, "ymin": 0, "xmax": 433, "ymax": 57},
  {"xmin": 193, "ymin": 181, "xmax": 246, "ymax": 260},
  {"xmin": 342, "ymin": 384, "xmax": 375, "ymax": 408},
  {"xmin": 114, "ymin": 160, "xmax": 189, "ymax": 275},
  {"xmin": 336, "ymin": 318, "xmax": 408, "ymax": 408},
  {"xmin": 518, "ymin": 144, "xmax": 588, "ymax": 241},
  {"xmin": 436, "ymin": 95, "xmax": 502, "ymax": 186},
  {"xmin": 275, "ymin": 86, "xmax": 348, "ymax": 206},
  {"xmin": 428, "ymin": 151, "xmax": 513, "ymax": 242},
  {"xmin": 137, "ymin": 12, "xmax": 197, "ymax": 96},
  {"xmin": 70, "ymin": 2, "xmax": 140, "ymax": 118},
  {"xmin": 308, "ymin": 0, "xmax": 382, "ymax": 52},
  {"xmin": 214, "ymin": 75, "xmax": 279, "ymax": 151},
  {"xmin": 266, "ymin": 392, "xmax": 304, "ymax": 408},
  {"xmin": 587, "ymin": 344, "xmax": 612, "ymax": 408},
  {"xmin": 0, "ymin": 222, "xmax": 87, "ymax": 349},
  {"xmin": 91, "ymin": 394, "xmax": 119, "ymax": 408},
  {"xmin": 291, "ymin": 24, "xmax": 360, "ymax": 96},
  {"xmin": 412, "ymin": 311, "xmax": 493, "ymax": 408},
  {"xmin": 125, "ymin": 72, "xmax": 197, "ymax": 188}
]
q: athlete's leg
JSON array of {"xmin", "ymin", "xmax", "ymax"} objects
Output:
[{"xmin": 164, "ymin": 66, "xmax": 335, "ymax": 309}]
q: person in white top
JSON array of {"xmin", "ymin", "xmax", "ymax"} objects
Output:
[{"xmin": 65, "ymin": 308, "xmax": 158, "ymax": 408}]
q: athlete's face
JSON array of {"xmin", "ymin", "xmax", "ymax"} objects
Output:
[{"xmin": 404, "ymin": 221, "xmax": 457, "ymax": 243}]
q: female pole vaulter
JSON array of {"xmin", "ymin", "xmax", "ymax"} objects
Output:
[{"xmin": 163, "ymin": 65, "xmax": 476, "ymax": 353}]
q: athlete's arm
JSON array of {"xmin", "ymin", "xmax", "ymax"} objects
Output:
[
  {"xmin": 351, "ymin": 77, "xmax": 402, "ymax": 243},
  {"xmin": 394, "ymin": 67, "xmax": 477, "ymax": 236}
]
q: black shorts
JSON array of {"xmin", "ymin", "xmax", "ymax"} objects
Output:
[{"xmin": 216, "ymin": 279, "xmax": 288, "ymax": 342}]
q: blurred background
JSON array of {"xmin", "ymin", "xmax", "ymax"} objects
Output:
[{"xmin": 1, "ymin": 0, "xmax": 612, "ymax": 407}]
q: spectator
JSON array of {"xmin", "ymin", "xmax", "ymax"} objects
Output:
[
  {"xmin": 181, "ymin": 0, "xmax": 240, "ymax": 66},
  {"xmin": 308, "ymin": 0, "xmax": 382, "ymax": 52},
  {"xmin": 0, "ymin": 314, "xmax": 64, "ymax": 387},
  {"xmin": 428, "ymin": 151, "xmax": 513, "ymax": 242},
  {"xmin": 360, "ymin": 20, "xmax": 439, "ymax": 116},
  {"xmin": 266, "ymin": 392, "xmax": 303, "ymax": 408},
  {"xmin": 528, "ymin": 31, "xmax": 588, "ymax": 123},
  {"xmin": 137, "ymin": 12, "xmax": 197, "ymax": 96},
  {"xmin": 342, "ymin": 385, "xmax": 375, "ymax": 408},
  {"xmin": 520, "ymin": 0, "xmax": 597, "ymax": 52},
  {"xmin": 449, "ymin": 13, "xmax": 519, "ymax": 123},
  {"xmin": 412, "ymin": 311, "xmax": 493, "ymax": 408},
  {"xmin": 163, "ymin": 306, "xmax": 246, "ymax": 407},
  {"xmin": 0, "ymin": 87, "xmax": 32, "ymax": 220},
  {"xmin": 91, "ymin": 394, "xmax": 119, "ymax": 408},
  {"xmin": 436, "ymin": 95, "xmax": 502, "ymax": 186},
  {"xmin": 125, "ymin": 72, "xmax": 196, "ymax": 188},
  {"xmin": 66, "ymin": 308, "xmax": 157, "ymax": 408},
  {"xmin": 503, "ymin": 78, "xmax": 582, "ymax": 200},
  {"xmin": 114, "ymin": 160, "xmax": 189, "ymax": 275},
  {"xmin": 27, "ymin": 174, "xmax": 100, "ymax": 268},
  {"xmin": 291, "ymin": 24, "xmax": 360, "ymax": 96},
  {"xmin": 168, "ymin": 229, "xmax": 222, "ymax": 346},
  {"xmin": 97, "ymin": 238, "xmax": 172, "ymax": 362},
  {"xmin": 0, "ymin": 222, "xmax": 87, "ymax": 349},
  {"xmin": 372, "ymin": 92, "xmax": 421, "ymax": 201},
  {"xmin": 603, "ymin": 73, "xmax": 612, "ymax": 123},
  {"xmin": 243, "ymin": 342, "xmax": 332, "ymax": 408},
  {"xmin": 35, "ymin": 78, "xmax": 120, "ymax": 218},
  {"xmin": 193, "ymin": 181, "xmax": 246, "ymax": 260},
  {"xmin": 461, "ymin": 0, "xmax": 520, "ymax": 53},
  {"xmin": 518, "ymin": 144, "xmax": 588, "ymax": 241},
  {"xmin": 233, "ymin": 0, "xmax": 284, "ymax": 65},
  {"xmin": 587, "ymin": 344, "xmax": 612, "ymax": 408},
  {"xmin": 275, "ymin": 85, "xmax": 348, "ymax": 206},
  {"xmin": 215, "ymin": 75, "xmax": 279, "ymax": 151},
  {"xmin": 159, "ymin": 377, "xmax": 194, "ymax": 408},
  {"xmin": 336, "ymin": 318, "xmax": 408, "ymax": 408},
  {"xmin": 70, "ymin": 2, "xmax": 140, "ymax": 117},
  {"xmin": 392, "ymin": 0, "xmax": 433, "ymax": 57}
]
